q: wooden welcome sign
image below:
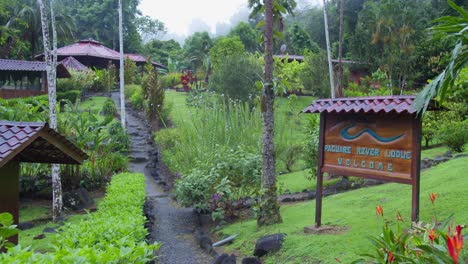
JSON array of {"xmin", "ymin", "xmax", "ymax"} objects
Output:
[{"xmin": 303, "ymin": 96, "xmax": 423, "ymax": 227}]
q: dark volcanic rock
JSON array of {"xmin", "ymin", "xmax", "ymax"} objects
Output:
[
  {"xmin": 43, "ymin": 227, "xmax": 56, "ymax": 233},
  {"xmin": 18, "ymin": 222, "xmax": 35, "ymax": 230},
  {"xmin": 214, "ymin": 254, "xmax": 236, "ymax": 264},
  {"xmin": 254, "ymin": 233, "xmax": 286, "ymax": 257}
]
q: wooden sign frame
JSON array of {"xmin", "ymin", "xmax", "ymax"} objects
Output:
[{"xmin": 315, "ymin": 111, "xmax": 422, "ymax": 227}]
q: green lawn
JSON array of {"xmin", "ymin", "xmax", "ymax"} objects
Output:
[
  {"xmin": 220, "ymin": 156, "xmax": 468, "ymax": 263},
  {"xmin": 78, "ymin": 96, "xmax": 108, "ymax": 112}
]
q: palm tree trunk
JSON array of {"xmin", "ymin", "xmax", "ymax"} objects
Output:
[
  {"xmin": 118, "ymin": 0, "xmax": 126, "ymax": 129},
  {"xmin": 323, "ymin": 0, "xmax": 335, "ymax": 98},
  {"xmin": 257, "ymin": 0, "xmax": 282, "ymax": 227},
  {"xmin": 336, "ymin": 0, "xmax": 345, "ymax": 97},
  {"xmin": 37, "ymin": 0, "xmax": 62, "ymax": 221}
]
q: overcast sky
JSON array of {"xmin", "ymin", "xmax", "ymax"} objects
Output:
[{"xmin": 139, "ymin": 0, "xmax": 320, "ymax": 42}]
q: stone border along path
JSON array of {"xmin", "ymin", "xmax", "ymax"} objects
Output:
[{"xmin": 111, "ymin": 93, "xmax": 214, "ymax": 264}]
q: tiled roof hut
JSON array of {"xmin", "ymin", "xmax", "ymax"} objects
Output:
[{"xmin": 0, "ymin": 121, "xmax": 88, "ymax": 244}]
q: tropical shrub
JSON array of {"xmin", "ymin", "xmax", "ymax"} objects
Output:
[
  {"xmin": 355, "ymin": 195, "xmax": 467, "ymax": 264},
  {"xmin": 130, "ymin": 87, "xmax": 145, "ymax": 111},
  {"xmin": 57, "ymin": 89, "xmax": 81, "ymax": 104},
  {"xmin": 208, "ymin": 54, "xmax": 262, "ymax": 102},
  {"xmin": 124, "ymin": 57, "xmax": 137, "ymax": 85},
  {"xmin": 175, "ymin": 146, "xmax": 261, "ymax": 220},
  {"xmin": 0, "ymin": 173, "xmax": 160, "ymax": 263},
  {"xmin": 209, "ymin": 36, "xmax": 246, "ymax": 69},
  {"xmin": 300, "ymin": 51, "xmax": 330, "ymax": 98},
  {"xmin": 101, "ymin": 98, "xmax": 117, "ymax": 117},
  {"xmin": 57, "ymin": 70, "xmax": 95, "ymax": 93},
  {"xmin": 439, "ymin": 119, "xmax": 468, "ymax": 152},
  {"xmin": 274, "ymin": 56, "xmax": 306, "ymax": 94},
  {"xmin": 161, "ymin": 72, "xmax": 182, "ymax": 88},
  {"xmin": 143, "ymin": 60, "xmax": 165, "ymax": 126},
  {"xmin": 93, "ymin": 65, "xmax": 116, "ymax": 93}
]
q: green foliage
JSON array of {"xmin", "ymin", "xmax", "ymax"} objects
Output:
[
  {"xmin": 228, "ymin": 21, "xmax": 259, "ymax": 53},
  {"xmin": 101, "ymin": 98, "xmax": 117, "ymax": 117},
  {"xmin": 274, "ymin": 56, "xmax": 306, "ymax": 93},
  {"xmin": 422, "ymin": 102, "xmax": 467, "ymax": 148},
  {"xmin": 57, "ymin": 70, "xmax": 95, "ymax": 93},
  {"xmin": 61, "ymin": 0, "xmax": 142, "ymax": 53},
  {"xmin": 182, "ymin": 31, "xmax": 213, "ymax": 71},
  {"xmin": 354, "ymin": 213, "xmax": 466, "ymax": 263},
  {"xmin": 440, "ymin": 119, "xmax": 468, "ymax": 153},
  {"xmin": 130, "ymin": 86, "xmax": 145, "ymax": 111},
  {"xmin": 57, "ymin": 90, "xmax": 81, "ymax": 104},
  {"xmin": 0, "ymin": 212, "xmax": 19, "ymax": 249},
  {"xmin": 300, "ymin": 51, "xmax": 330, "ymax": 97},
  {"xmin": 143, "ymin": 60, "xmax": 165, "ymax": 125},
  {"xmin": 161, "ymin": 72, "xmax": 182, "ymax": 88},
  {"xmin": 175, "ymin": 146, "xmax": 261, "ymax": 218},
  {"xmin": 124, "ymin": 57, "xmax": 137, "ymax": 85},
  {"xmin": 209, "ymin": 36, "xmax": 246, "ymax": 69},
  {"xmin": 0, "ymin": 173, "xmax": 160, "ymax": 263},
  {"xmin": 209, "ymin": 54, "xmax": 262, "ymax": 102},
  {"xmin": 414, "ymin": 0, "xmax": 468, "ymax": 112},
  {"xmin": 143, "ymin": 40, "xmax": 182, "ymax": 67},
  {"xmin": 287, "ymin": 23, "xmax": 319, "ymax": 54},
  {"xmin": 93, "ymin": 66, "xmax": 116, "ymax": 93}
]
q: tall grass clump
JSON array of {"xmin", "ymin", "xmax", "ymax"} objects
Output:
[{"xmin": 156, "ymin": 94, "xmax": 262, "ymax": 175}]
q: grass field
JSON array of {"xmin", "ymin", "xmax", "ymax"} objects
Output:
[
  {"xmin": 219, "ymin": 156, "xmax": 468, "ymax": 263},
  {"xmin": 78, "ymin": 96, "xmax": 108, "ymax": 112}
]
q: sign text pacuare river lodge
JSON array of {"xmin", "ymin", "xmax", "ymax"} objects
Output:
[{"xmin": 303, "ymin": 96, "xmax": 436, "ymax": 227}]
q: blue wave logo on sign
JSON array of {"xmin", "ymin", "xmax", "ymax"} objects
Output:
[{"xmin": 340, "ymin": 123, "xmax": 404, "ymax": 143}]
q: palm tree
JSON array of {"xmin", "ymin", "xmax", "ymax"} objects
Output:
[
  {"xmin": 118, "ymin": 0, "xmax": 126, "ymax": 128},
  {"xmin": 414, "ymin": 0, "xmax": 467, "ymax": 112},
  {"xmin": 22, "ymin": 0, "xmax": 74, "ymax": 59},
  {"xmin": 37, "ymin": 0, "xmax": 62, "ymax": 221},
  {"xmin": 257, "ymin": 0, "xmax": 283, "ymax": 227}
]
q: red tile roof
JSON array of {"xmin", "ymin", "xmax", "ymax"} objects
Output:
[
  {"xmin": 53, "ymin": 39, "xmax": 121, "ymax": 60},
  {"xmin": 0, "ymin": 121, "xmax": 88, "ymax": 167},
  {"xmin": 302, "ymin": 96, "xmax": 423, "ymax": 114},
  {"xmin": 59, "ymin": 56, "xmax": 88, "ymax": 71},
  {"xmin": 0, "ymin": 59, "xmax": 71, "ymax": 78},
  {"xmin": 0, "ymin": 59, "xmax": 48, "ymax": 71}
]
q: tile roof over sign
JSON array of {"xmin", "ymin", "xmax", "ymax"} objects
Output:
[
  {"xmin": 302, "ymin": 96, "xmax": 423, "ymax": 115},
  {"xmin": 0, "ymin": 121, "xmax": 88, "ymax": 168}
]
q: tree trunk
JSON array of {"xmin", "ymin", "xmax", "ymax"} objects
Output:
[
  {"xmin": 257, "ymin": 0, "xmax": 282, "ymax": 227},
  {"xmin": 38, "ymin": 0, "xmax": 62, "ymax": 221},
  {"xmin": 118, "ymin": 0, "xmax": 126, "ymax": 129},
  {"xmin": 336, "ymin": 0, "xmax": 345, "ymax": 97},
  {"xmin": 323, "ymin": 0, "xmax": 335, "ymax": 98}
]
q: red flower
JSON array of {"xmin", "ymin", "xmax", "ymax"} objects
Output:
[
  {"xmin": 447, "ymin": 225, "xmax": 463, "ymax": 264},
  {"xmin": 429, "ymin": 193, "xmax": 438, "ymax": 204},
  {"xmin": 388, "ymin": 251, "xmax": 394, "ymax": 263},
  {"xmin": 376, "ymin": 205, "xmax": 383, "ymax": 217},
  {"xmin": 428, "ymin": 228, "xmax": 437, "ymax": 242}
]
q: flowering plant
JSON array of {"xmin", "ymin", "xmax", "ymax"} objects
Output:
[{"xmin": 354, "ymin": 195, "xmax": 466, "ymax": 263}]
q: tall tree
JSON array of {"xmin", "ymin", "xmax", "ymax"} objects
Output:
[
  {"xmin": 335, "ymin": 0, "xmax": 344, "ymax": 97},
  {"xmin": 323, "ymin": 0, "xmax": 335, "ymax": 98},
  {"xmin": 37, "ymin": 0, "xmax": 61, "ymax": 221},
  {"xmin": 257, "ymin": 0, "xmax": 283, "ymax": 227},
  {"xmin": 228, "ymin": 21, "xmax": 259, "ymax": 53},
  {"xmin": 118, "ymin": 0, "xmax": 125, "ymax": 129}
]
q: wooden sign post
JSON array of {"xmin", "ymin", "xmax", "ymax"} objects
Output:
[{"xmin": 303, "ymin": 96, "xmax": 424, "ymax": 227}]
